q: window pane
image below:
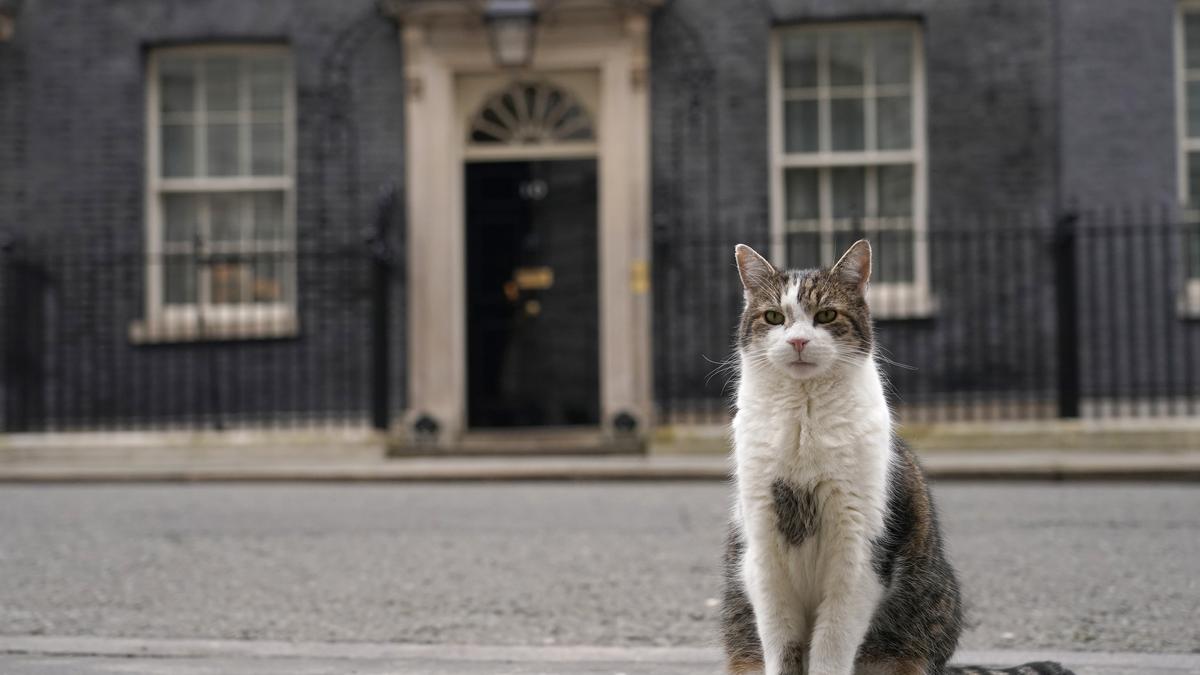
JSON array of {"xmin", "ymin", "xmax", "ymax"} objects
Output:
[
  {"xmin": 209, "ymin": 193, "xmax": 243, "ymax": 243},
  {"xmin": 204, "ymin": 56, "xmax": 240, "ymax": 113},
  {"xmin": 249, "ymin": 56, "xmax": 286, "ymax": 114},
  {"xmin": 833, "ymin": 230, "xmax": 864, "ymax": 258},
  {"xmin": 878, "ymin": 228, "xmax": 912, "ymax": 281},
  {"xmin": 210, "ymin": 262, "xmax": 250, "ymax": 305},
  {"xmin": 159, "ymin": 56, "xmax": 195, "ymax": 116},
  {"xmin": 1189, "ymin": 222, "xmax": 1200, "ymax": 280},
  {"xmin": 781, "ymin": 34, "xmax": 818, "ymax": 89},
  {"xmin": 878, "ymin": 165, "xmax": 913, "ymax": 217},
  {"xmin": 1188, "ymin": 14, "xmax": 1200, "ymax": 70},
  {"xmin": 206, "ymin": 123, "xmax": 240, "ymax": 176},
  {"xmin": 252, "ymin": 192, "xmax": 285, "ymax": 241},
  {"xmin": 1189, "ymin": 152, "xmax": 1200, "ymax": 206},
  {"xmin": 785, "ymin": 169, "xmax": 819, "ymax": 221},
  {"xmin": 161, "ymin": 124, "xmax": 195, "ymax": 177},
  {"xmin": 253, "ymin": 258, "xmax": 285, "ymax": 303},
  {"xmin": 830, "ymin": 97, "xmax": 865, "ymax": 151},
  {"xmin": 163, "ymin": 256, "xmax": 197, "ymax": 305},
  {"xmin": 163, "ymin": 194, "xmax": 199, "ymax": 243},
  {"xmin": 876, "ymin": 230, "xmax": 915, "ymax": 283},
  {"xmin": 873, "ymin": 30, "xmax": 912, "ymax": 86},
  {"xmin": 785, "ymin": 231, "xmax": 821, "ymax": 269},
  {"xmin": 831, "ymin": 167, "xmax": 866, "ymax": 218},
  {"xmin": 876, "ymin": 95, "xmax": 912, "ymax": 150},
  {"xmin": 251, "ymin": 122, "xmax": 284, "ymax": 175},
  {"xmin": 784, "ymin": 100, "xmax": 819, "ymax": 153},
  {"xmin": 1187, "ymin": 80, "xmax": 1200, "ymax": 138},
  {"xmin": 828, "ymin": 32, "xmax": 865, "ymax": 87}
]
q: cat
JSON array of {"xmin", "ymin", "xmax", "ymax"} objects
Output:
[{"xmin": 720, "ymin": 240, "xmax": 1072, "ymax": 675}]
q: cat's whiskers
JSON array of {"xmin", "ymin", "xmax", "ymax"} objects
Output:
[
  {"xmin": 870, "ymin": 344, "xmax": 917, "ymax": 371},
  {"xmin": 703, "ymin": 352, "xmax": 743, "ymax": 387}
]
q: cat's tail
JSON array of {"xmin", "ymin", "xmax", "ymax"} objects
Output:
[{"xmin": 943, "ymin": 662, "xmax": 1074, "ymax": 675}]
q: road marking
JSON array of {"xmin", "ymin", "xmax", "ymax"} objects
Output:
[{"xmin": 0, "ymin": 636, "xmax": 1197, "ymax": 672}]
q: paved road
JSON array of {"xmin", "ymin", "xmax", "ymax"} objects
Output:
[{"xmin": 0, "ymin": 482, "xmax": 1195, "ymax": 658}]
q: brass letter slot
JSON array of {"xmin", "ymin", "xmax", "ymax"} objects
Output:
[{"xmin": 514, "ymin": 266, "xmax": 555, "ymax": 291}]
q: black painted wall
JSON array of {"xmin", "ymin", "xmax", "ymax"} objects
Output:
[
  {"xmin": 649, "ymin": 0, "xmax": 1199, "ymax": 420},
  {"xmin": 1, "ymin": 0, "xmax": 1197, "ymax": 428},
  {"xmin": 0, "ymin": 0, "xmax": 407, "ymax": 429}
]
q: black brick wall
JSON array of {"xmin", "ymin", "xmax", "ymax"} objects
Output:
[
  {"xmin": 0, "ymin": 2, "xmax": 29, "ymax": 427},
  {"xmin": 2, "ymin": 0, "xmax": 1197, "ymax": 428},
  {"xmin": 0, "ymin": 0, "xmax": 407, "ymax": 429},
  {"xmin": 650, "ymin": 0, "xmax": 1062, "ymax": 414},
  {"xmin": 1060, "ymin": 0, "xmax": 1178, "ymax": 207}
]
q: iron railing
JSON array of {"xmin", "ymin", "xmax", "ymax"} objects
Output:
[
  {"xmin": 3, "ymin": 208, "xmax": 1200, "ymax": 431},
  {"xmin": 653, "ymin": 209, "xmax": 1200, "ymax": 425}
]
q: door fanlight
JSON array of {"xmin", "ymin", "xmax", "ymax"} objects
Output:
[{"xmin": 468, "ymin": 80, "xmax": 595, "ymax": 145}]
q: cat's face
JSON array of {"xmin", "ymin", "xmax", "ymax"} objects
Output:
[{"xmin": 735, "ymin": 241, "xmax": 874, "ymax": 381}]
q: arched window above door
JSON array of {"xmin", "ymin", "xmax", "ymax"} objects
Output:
[{"xmin": 468, "ymin": 80, "xmax": 595, "ymax": 145}]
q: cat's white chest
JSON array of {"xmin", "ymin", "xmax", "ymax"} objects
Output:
[
  {"xmin": 732, "ymin": 395, "xmax": 889, "ymax": 486},
  {"xmin": 731, "ymin": 364, "xmax": 893, "ymax": 629}
]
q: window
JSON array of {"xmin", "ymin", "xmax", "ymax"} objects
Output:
[
  {"xmin": 769, "ymin": 23, "xmax": 929, "ymax": 317},
  {"xmin": 137, "ymin": 45, "xmax": 295, "ymax": 341},
  {"xmin": 1178, "ymin": 4, "xmax": 1200, "ymax": 311}
]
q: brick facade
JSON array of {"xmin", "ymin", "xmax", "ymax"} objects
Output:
[
  {"xmin": 1, "ymin": 0, "xmax": 407, "ymax": 429},
  {"xmin": 0, "ymin": 0, "xmax": 1194, "ymax": 430}
]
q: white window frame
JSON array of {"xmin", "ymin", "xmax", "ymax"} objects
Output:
[
  {"xmin": 768, "ymin": 22, "xmax": 932, "ymax": 319},
  {"xmin": 133, "ymin": 44, "xmax": 298, "ymax": 343},
  {"xmin": 1176, "ymin": 2, "xmax": 1200, "ymax": 315}
]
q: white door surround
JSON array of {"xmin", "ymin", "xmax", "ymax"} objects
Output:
[{"xmin": 384, "ymin": 1, "xmax": 656, "ymax": 444}]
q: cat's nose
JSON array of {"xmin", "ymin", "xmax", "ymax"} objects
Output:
[{"xmin": 788, "ymin": 338, "xmax": 809, "ymax": 353}]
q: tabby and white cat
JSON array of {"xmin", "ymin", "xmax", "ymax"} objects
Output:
[{"xmin": 721, "ymin": 241, "xmax": 1071, "ymax": 675}]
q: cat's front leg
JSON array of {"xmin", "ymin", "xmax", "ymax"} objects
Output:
[
  {"xmin": 739, "ymin": 489, "xmax": 810, "ymax": 675},
  {"xmin": 806, "ymin": 521, "xmax": 882, "ymax": 675},
  {"xmin": 741, "ymin": 543, "xmax": 807, "ymax": 675}
]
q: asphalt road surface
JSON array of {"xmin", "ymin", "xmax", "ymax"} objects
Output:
[{"xmin": 0, "ymin": 481, "xmax": 1195, "ymax": 660}]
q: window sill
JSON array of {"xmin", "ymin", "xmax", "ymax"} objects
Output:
[
  {"xmin": 129, "ymin": 311, "xmax": 299, "ymax": 344},
  {"xmin": 868, "ymin": 285, "xmax": 938, "ymax": 320},
  {"xmin": 1178, "ymin": 285, "xmax": 1200, "ymax": 319},
  {"xmin": 1180, "ymin": 311, "xmax": 1200, "ymax": 320}
]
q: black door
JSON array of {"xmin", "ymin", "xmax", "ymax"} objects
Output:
[{"xmin": 465, "ymin": 159, "xmax": 599, "ymax": 428}]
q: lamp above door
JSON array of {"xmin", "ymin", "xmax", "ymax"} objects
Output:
[
  {"xmin": 483, "ymin": 0, "xmax": 539, "ymax": 68},
  {"xmin": 380, "ymin": 0, "xmax": 662, "ymax": 70}
]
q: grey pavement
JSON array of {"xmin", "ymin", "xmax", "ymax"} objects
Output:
[
  {"xmin": 0, "ymin": 482, "xmax": 1196, "ymax": 671},
  {"xmin": 2, "ymin": 450, "xmax": 1200, "ymax": 482}
]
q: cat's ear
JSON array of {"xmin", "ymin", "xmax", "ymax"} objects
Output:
[
  {"xmin": 735, "ymin": 244, "xmax": 776, "ymax": 292},
  {"xmin": 831, "ymin": 239, "xmax": 872, "ymax": 294}
]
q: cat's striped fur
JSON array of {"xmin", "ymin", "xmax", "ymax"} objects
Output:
[{"xmin": 721, "ymin": 242, "xmax": 1072, "ymax": 675}]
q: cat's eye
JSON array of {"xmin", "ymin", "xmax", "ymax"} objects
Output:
[
  {"xmin": 763, "ymin": 310, "xmax": 785, "ymax": 326},
  {"xmin": 814, "ymin": 309, "xmax": 837, "ymax": 324}
]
